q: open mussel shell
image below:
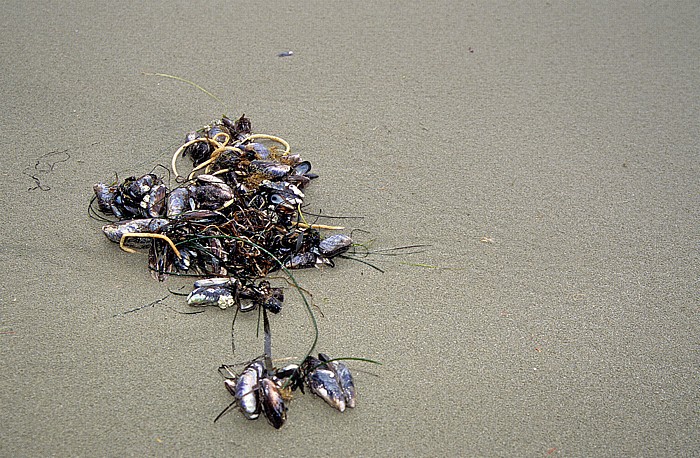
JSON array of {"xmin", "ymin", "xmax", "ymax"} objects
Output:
[{"xmin": 292, "ymin": 161, "xmax": 312, "ymax": 176}]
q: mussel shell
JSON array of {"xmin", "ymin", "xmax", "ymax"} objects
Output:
[
  {"xmin": 207, "ymin": 125, "xmax": 230, "ymax": 142},
  {"xmin": 275, "ymin": 364, "xmax": 300, "ymax": 380},
  {"xmin": 166, "ymin": 187, "xmax": 190, "ymax": 218},
  {"xmin": 196, "ymin": 174, "xmax": 226, "ymax": 184},
  {"xmin": 261, "ymin": 296, "xmax": 283, "ymax": 314},
  {"xmin": 303, "ymin": 359, "xmax": 346, "ymax": 412},
  {"xmin": 175, "ymin": 210, "xmax": 226, "ymax": 224},
  {"xmin": 192, "ymin": 183, "xmax": 234, "ymax": 209},
  {"xmin": 187, "ymin": 285, "xmax": 237, "ymax": 309},
  {"xmin": 223, "ymin": 379, "xmax": 238, "ymax": 398},
  {"xmin": 125, "ymin": 174, "xmax": 158, "ymax": 200},
  {"xmin": 102, "ymin": 218, "xmax": 158, "ymax": 244},
  {"xmin": 260, "ymin": 180, "xmax": 305, "ymax": 198},
  {"xmin": 236, "ymin": 361, "xmax": 264, "ymax": 420},
  {"xmin": 320, "ymin": 354, "xmax": 356, "ymax": 408},
  {"xmin": 292, "ymin": 161, "xmax": 312, "ymax": 176},
  {"xmin": 250, "ymin": 160, "xmax": 292, "ymax": 179},
  {"xmin": 239, "ymin": 301, "xmax": 256, "ymax": 313},
  {"xmin": 285, "ymin": 174, "xmax": 311, "ymax": 189},
  {"xmin": 146, "ymin": 184, "xmax": 167, "ymax": 217},
  {"xmin": 318, "ymin": 234, "xmax": 353, "ymax": 258},
  {"xmin": 182, "ymin": 137, "xmax": 212, "ymax": 166},
  {"xmin": 93, "ymin": 183, "xmax": 118, "ymax": 213},
  {"xmin": 193, "ymin": 277, "xmax": 239, "ymax": 288},
  {"xmin": 147, "ymin": 218, "xmax": 170, "ymax": 233},
  {"xmin": 173, "ymin": 247, "xmax": 194, "ymax": 271},
  {"xmin": 284, "ymin": 252, "xmax": 319, "ymax": 269},
  {"xmin": 242, "ymin": 142, "xmax": 271, "ymax": 159},
  {"xmin": 221, "ymin": 114, "xmax": 251, "ymax": 141},
  {"xmin": 269, "ymin": 193, "xmax": 302, "ymax": 210},
  {"xmin": 259, "ymin": 378, "xmax": 287, "ymax": 429}
]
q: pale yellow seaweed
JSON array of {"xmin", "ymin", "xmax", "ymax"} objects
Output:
[{"xmin": 120, "ymin": 233, "xmax": 182, "ymax": 259}]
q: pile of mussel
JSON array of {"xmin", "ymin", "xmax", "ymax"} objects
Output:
[
  {"xmin": 217, "ymin": 352, "xmax": 357, "ymax": 429},
  {"xmin": 91, "ymin": 115, "xmax": 364, "ymax": 429}
]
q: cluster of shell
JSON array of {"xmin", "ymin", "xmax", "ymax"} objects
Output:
[
  {"xmin": 92, "ymin": 115, "xmax": 358, "ymax": 428},
  {"xmin": 219, "ymin": 353, "xmax": 356, "ymax": 429}
]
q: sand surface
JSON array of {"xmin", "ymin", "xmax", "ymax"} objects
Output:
[{"xmin": 1, "ymin": 1, "xmax": 698, "ymax": 456}]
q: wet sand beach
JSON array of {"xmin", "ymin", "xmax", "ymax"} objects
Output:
[{"xmin": 1, "ymin": 1, "xmax": 698, "ymax": 456}]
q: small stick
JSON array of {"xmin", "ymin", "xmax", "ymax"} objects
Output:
[{"xmin": 293, "ymin": 222, "xmax": 345, "ymax": 230}]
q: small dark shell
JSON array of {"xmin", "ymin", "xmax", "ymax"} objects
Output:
[
  {"xmin": 275, "ymin": 363, "xmax": 300, "ymax": 380},
  {"xmin": 242, "ymin": 142, "xmax": 271, "ymax": 159},
  {"xmin": 318, "ymin": 234, "xmax": 353, "ymax": 258},
  {"xmin": 182, "ymin": 137, "xmax": 212, "ymax": 166},
  {"xmin": 166, "ymin": 187, "xmax": 190, "ymax": 218},
  {"xmin": 262, "ymin": 296, "xmax": 283, "ymax": 314},
  {"xmin": 173, "ymin": 247, "xmax": 194, "ymax": 271},
  {"xmin": 286, "ymin": 174, "xmax": 311, "ymax": 189},
  {"xmin": 125, "ymin": 174, "xmax": 158, "ymax": 200},
  {"xmin": 259, "ymin": 378, "xmax": 287, "ymax": 429},
  {"xmin": 284, "ymin": 252, "xmax": 318, "ymax": 269},
  {"xmin": 221, "ymin": 114, "xmax": 251, "ymax": 141},
  {"xmin": 93, "ymin": 183, "xmax": 118, "ymax": 213},
  {"xmin": 250, "ymin": 160, "xmax": 291, "ymax": 179},
  {"xmin": 147, "ymin": 183, "xmax": 167, "ymax": 217}
]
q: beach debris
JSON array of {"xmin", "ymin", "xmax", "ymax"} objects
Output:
[
  {"xmin": 187, "ymin": 277, "xmax": 284, "ymax": 313},
  {"xmin": 91, "ymin": 113, "xmax": 376, "ymax": 429},
  {"xmin": 300, "ymin": 353, "xmax": 357, "ymax": 412},
  {"xmin": 217, "ymin": 358, "xmax": 289, "ymax": 429},
  {"xmin": 215, "ymin": 352, "xmax": 358, "ymax": 428},
  {"xmin": 277, "ymin": 51, "xmax": 294, "ymax": 57},
  {"xmin": 92, "ymin": 114, "xmax": 353, "ymax": 286},
  {"xmin": 24, "ymin": 149, "xmax": 71, "ymax": 191}
]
